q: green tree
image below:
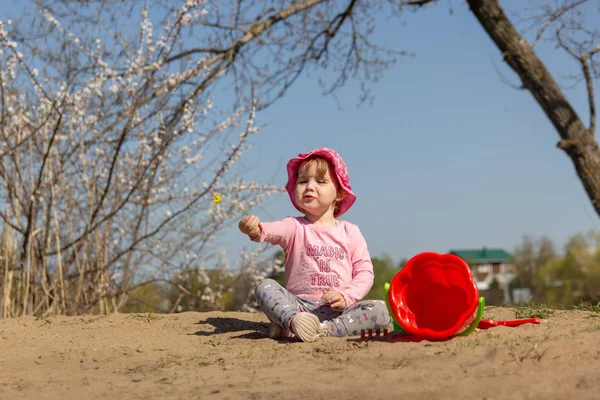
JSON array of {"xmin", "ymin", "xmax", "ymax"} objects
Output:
[
  {"xmin": 365, "ymin": 254, "xmax": 402, "ymax": 302},
  {"xmin": 538, "ymin": 231, "xmax": 600, "ymax": 306},
  {"xmin": 512, "ymin": 235, "xmax": 557, "ymax": 300}
]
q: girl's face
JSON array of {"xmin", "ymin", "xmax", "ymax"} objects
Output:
[{"xmin": 294, "ymin": 159, "xmax": 341, "ymax": 217}]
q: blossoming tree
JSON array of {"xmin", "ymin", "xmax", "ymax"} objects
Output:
[{"xmin": 0, "ymin": 3, "xmax": 287, "ymax": 316}]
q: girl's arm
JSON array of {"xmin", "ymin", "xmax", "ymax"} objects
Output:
[
  {"xmin": 249, "ymin": 216, "xmax": 297, "ymax": 252},
  {"xmin": 339, "ymin": 225, "xmax": 374, "ymax": 306}
]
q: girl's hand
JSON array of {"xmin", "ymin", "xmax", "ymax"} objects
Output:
[
  {"xmin": 238, "ymin": 215, "xmax": 260, "ymax": 238},
  {"xmin": 322, "ymin": 290, "xmax": 347, "ymax": 311}
]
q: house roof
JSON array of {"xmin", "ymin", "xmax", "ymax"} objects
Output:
[{"xmin": 449, "ymin": 248, "xmax": 512, "ymax": 263}]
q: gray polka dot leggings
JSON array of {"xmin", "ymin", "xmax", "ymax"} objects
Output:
[{"xmin": 254, "ymin": 278, "xmax": 391, "ymax": 337}]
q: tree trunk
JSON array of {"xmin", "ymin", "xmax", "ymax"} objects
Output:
[{"xmin": 467, "ymin": 0, "xmax": 600, "ymax": 217}]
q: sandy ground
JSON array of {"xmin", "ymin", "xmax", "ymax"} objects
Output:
[{"xmin": 1, "ymin": 307, "xmax": 599, "ymax": 400}]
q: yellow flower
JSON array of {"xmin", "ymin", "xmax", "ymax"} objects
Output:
[{"xmin": 212, "ymin": 193, "xmax": 248, "ymax": 215}]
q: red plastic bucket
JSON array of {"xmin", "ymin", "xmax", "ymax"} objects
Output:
[{"xmin": 387, "ymin": 252, "xmax": 479, "ymax": 340}]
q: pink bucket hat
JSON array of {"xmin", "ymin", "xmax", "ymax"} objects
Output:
[{"xmin": 285, "ymin": 147, "xmax": 356, "ymax": 217}]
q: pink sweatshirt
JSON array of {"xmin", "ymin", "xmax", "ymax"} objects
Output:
[{"xmin": 252, "ymin": 216, "xmax": 374, "ymax": 306}]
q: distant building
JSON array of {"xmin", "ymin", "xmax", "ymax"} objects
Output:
[{"xmin": 449, "ymin": 247, "xmax": 515, "ymax": 304}]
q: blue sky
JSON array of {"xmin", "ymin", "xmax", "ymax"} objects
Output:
[
  {"xmin": 213, "ymin": 0, "xmax": 600, "ymax": 264},
  {"xmin": 2, "ymin": 1, "xmax": 598, "ymax": 267}
]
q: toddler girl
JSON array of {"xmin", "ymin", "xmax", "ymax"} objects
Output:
[{"xmin": 238, "ymin": 147, "xmax": 390, "ymax": 342}]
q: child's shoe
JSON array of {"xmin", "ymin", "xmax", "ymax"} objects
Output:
[
  {"xmin": 268, "ymin": 323, "xmax": 296, "ymax": 339},
  {"xmin": 290, "ymin": 312, "xmax": 328, "ymax": 342}
]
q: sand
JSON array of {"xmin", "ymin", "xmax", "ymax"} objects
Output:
[{"xmin": 1, "ymin": 307, "xmax": 599, "ymax": 399}]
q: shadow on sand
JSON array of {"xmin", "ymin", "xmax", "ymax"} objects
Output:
[{"xmin": 192, "ymin": 316, "xmax": 271, "ymax": 339}]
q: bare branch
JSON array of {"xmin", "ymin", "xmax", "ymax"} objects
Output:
[
  {"xmin": 555, "ymin": 28, "xmax": 578, "ymax": 59},
  {"xmin": 557, "ymin": 28, "xmax": 596, "ymax": 135},
  {"xmin": 401, "ymin": 0, "xmax": 439, "ymax": 6},
  {"xmin": 490, "ymin": 54, "xmax": 524, "ymax": 91},
  {"xmin": 163, "ymin": 47, "xmax": 228, "ymax": 64},
  {"xmin": 581, "ymin": 58, "xmax": 596, "ymax": 134},
  {"xmin": 531, "ymin": 0, "xmax": 588, "ymax": 49},
  {"xmin": 588, "ymin": 42, "xmax": 600, "ymax": 59}
]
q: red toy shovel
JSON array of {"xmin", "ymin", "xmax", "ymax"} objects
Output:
[{"xmin": 477, "ymin": 318, "xmax": 540, "ymax": 330}]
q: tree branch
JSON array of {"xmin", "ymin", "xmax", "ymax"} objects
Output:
[
  {"xmin": 531, "ymin": 0, "xmax": 588, "ymax": 49},
  {"xmin": 401, "ymin": 0, "xmax": 439, "ymax": 6},
  {"xmin": 581, "ymin": 57, "xmax": 596, "ymax": 134},
  {"xmin": 163, "ymin": 47, "xmax": 228, "ymax": 64},
  {"xmin": 556, "ymin": 28, "xmax": 595, "ymax": 135},
  {"xmin": 589, "ymin": 42, "xmax": 600, "ymax": 57}
]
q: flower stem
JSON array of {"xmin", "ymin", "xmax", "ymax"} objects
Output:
[{"xmin": 232, "ymin": 204, "xmax": 248, "ymax": 216}]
